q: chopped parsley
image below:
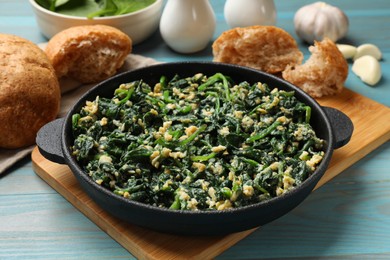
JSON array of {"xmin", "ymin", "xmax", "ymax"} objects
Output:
[{"xmin": 71, "ymin": 73, "xmax": 325, "ymax": 211}]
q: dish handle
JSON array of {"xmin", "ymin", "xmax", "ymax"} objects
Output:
[
  {"xmin": 322, "ymin": 106, "xmax": 354, "ymax": 149},
  {"xmin": 35, "ymin": 108, "xmax": 353, "ymax": 164},
  {"xmin": 36, "ymin": 118, "xmax": 66, "ymax": 164}
]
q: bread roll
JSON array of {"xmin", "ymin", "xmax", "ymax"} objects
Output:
[
  {"xmin": 0, "ymin": 34, "xmax": 60, "ymax": 149},
  {"xmin": 212, "ymin": 26, "xmax": 303, "ymax": 74},
  {"xmin": 45, "ymin": 25, "xmax": 132, "ymax": 84},
  {"xmin": 282, "ymin": 38, "xmax": 348, "ymax": 98}
]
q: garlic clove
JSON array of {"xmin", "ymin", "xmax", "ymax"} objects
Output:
[
  {"xmin": 352, "ymin": 55, "xmax": 382, "ymax": 86},
  {"xmin": 336, "ymin": 44, "xmax": 357, "ymax": 59},
  {"xmin": 353, "ymin": 43, "xmax": 382, "ymax": 61}
]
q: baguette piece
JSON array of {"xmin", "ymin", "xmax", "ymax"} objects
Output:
[
  {"xmin": 45, "ymin": 25, "xmax": 132, "ymax": 84},
  {"xmin": 212, "ymin": 26, "xmax": 303, "ymax": 74},
  {"xmin": 282, "ymin": 38, "xmax": 348, "ymax": 98},
  {"xmin": 0, "ymin": 34, "xmax": 60, "ymax": 149}
]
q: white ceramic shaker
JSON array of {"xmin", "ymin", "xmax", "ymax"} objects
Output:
[
  {"xmin": 224, "ymin": 0, "xmax": 277, "ymax": 28},
  {"xmin": 159, "ymin": 0, "xmax": 216, "ymax": 54}
]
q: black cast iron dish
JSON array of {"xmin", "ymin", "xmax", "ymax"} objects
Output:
[{"xmin": 36, "ymin": 62, "xmax": 353, "ymax": 235}]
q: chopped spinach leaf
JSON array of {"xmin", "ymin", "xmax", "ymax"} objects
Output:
[{"xmin": 71, "ymin": 73, "xmax": 325, "ymax": 211}]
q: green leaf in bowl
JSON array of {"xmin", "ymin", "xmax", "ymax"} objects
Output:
[
  {"xmin": 36, "ymin": 0, "xmax": 157, "ymax": 18},
  {"xmin": 55, "ymin": 0, "xmax": 101, "ymax": 17}
]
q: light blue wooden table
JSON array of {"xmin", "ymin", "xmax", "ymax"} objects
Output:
[{"xmin": 1, "ymin": 0, "xmax": 389, "ymax": 259}]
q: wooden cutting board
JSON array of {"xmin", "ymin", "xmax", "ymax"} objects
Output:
[{"xmin": 32, "ymin": 88, "xmax": 390, "ymax": 260}]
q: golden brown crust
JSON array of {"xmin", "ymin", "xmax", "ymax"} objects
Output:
[
  {"xmin": 0, "ymin": 34, "xmax": 61, "ymax": 149},
  {"xmin": 45, "ymin": 25, "xmax": 132, "ymax": 84},
  {"xmin": 282, "ymin": 38, "xmax": 348, "ymax": 98},
  {"xmin": 212, "ymin": 26, "xmax": 303, "ymax": 74}
]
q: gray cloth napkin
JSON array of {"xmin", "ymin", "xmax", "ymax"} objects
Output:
[{"xmin": 0, "ymin": 43, "xmax": 160, "ymax": 174}]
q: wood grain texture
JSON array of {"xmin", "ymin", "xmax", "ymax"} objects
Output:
[
  {"xmin": 2, "ymin": 0, "xmax": 390, "ymax": 259},
  {"xmin": 31, "ymin": 88, "xmax": 390, "ymax": 259},
  {"xmin": 219, "ymin": 143, "xmax": 390, "ymax": 259},
  {"xmin": 32, "ymin": 149, "xmax": 255, "ymax": 260},
  {"xmin": 315, "ymin": 88, "xmax": 390, "ymax": 187}
]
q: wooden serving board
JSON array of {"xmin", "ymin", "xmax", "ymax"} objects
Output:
[{"xmin": 32, "ymin": 88, "xmax": 390, "ymax": 260}]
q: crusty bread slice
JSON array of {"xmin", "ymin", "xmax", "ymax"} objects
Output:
[
  {"xmin": 212, "ymin": 26, "xmax": 303, "ymax": 74},
  {"xmin": 282, "ymin": 38, "xmax": 348, "ymax": 98},
  {"xmin": 45, "ymin": 25, "xmax": 132, "ymax": 84}
]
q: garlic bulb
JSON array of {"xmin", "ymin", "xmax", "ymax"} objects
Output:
[{"xmin": 294, "ymin": 2, "xmax": 349, "ymax": 43}]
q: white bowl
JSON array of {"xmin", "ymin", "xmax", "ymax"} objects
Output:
[{"xmin": 29, "ymin": 0, "xmax": 163, "ymax": 45}]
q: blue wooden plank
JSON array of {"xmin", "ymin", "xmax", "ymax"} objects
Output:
[
  {"xmin": 0, "ymin": 194, "xmax": 134, "ymax": 259},
  {"xmin": 218, "ymin": 142, "xmax": 390, "ymax": 259},
  {"xmin": 0, "ymin": 159, "xmax": 56, "ymax": 196}
]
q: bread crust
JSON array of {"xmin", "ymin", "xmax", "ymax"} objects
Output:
[
  {"xmin": 0, "ymin": 34, "xmax": 61, "ymax": 149},
  {"xmin": 212, "ymin": 26, "xmax": 303, "ymax": 74},
  {"xmin": 45, "ymin": 25, "xmax": 132, "ymax": 84},
  {"xmin": 282, "ymin": 38, "xmax": 348, "ymax": 98}
]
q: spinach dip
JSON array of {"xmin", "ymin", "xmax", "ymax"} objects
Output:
[{"xmin": 71, "ymin": 73, "xmax": 325, "ymax": 211}]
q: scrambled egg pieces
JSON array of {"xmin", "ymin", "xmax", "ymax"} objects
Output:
[{"xmin": 72, "ymin": 73, "xmax": 325, "ymax": 211}]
